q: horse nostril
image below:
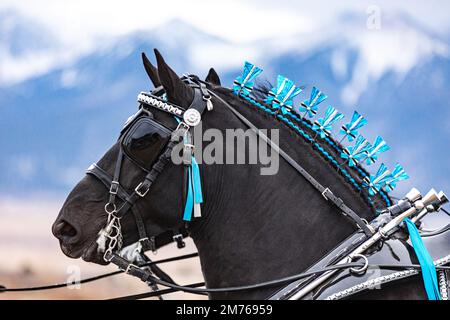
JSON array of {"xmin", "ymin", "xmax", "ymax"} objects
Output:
[
  {"xmin": 53, "ymin": 220, "xmax": 79, "ymax": 242},
  {"xmin": 62, "ymin": 222, "xmax": 77, "ymax": 237}
]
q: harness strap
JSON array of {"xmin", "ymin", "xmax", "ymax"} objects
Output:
[
  {"xmin": 87, "ymin": 164, "xmax": 130, "ymax": 200},
  {"xmin": 106, "ymin": 253, "xmax": 152, "ymax": 282},
  {"xmin": 139, "ymin": 252, "xmax": 176, "ymax": 284},
  {"xmin": 87, "ymin": 161, "xmax": 188, "ymax": 251},
  {"xmin": 115, "ymin": 140, "xmax": 177, "ymax": 219},
  {"xmin": 189, "ymin": 86, "xmax": 208, "ymax": 115},
  {"xmin": 132, "ymin": 209, "xmax": 155, "ymax": 252},
  {"xmin": 86, "ymin": 164, "xmax": 155, "ymax": 251},
  {"xmin": 209, "ymin": 90, "xmax": 374, "ymax": 237},
  {"xmin": 108, "ymin": 148, "xmax": 124, "ymax": 206}
]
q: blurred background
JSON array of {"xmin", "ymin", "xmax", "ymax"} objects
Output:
[{"xmin": 0, "ymin": 0, "xmax": 449, "ymax": 299}]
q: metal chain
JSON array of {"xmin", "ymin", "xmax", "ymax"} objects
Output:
[
  {"xmin": 103, "ymin": 216, "xmax": 123, "ymax": 261},
  {"xmin": 97, "ymin": 206, "xmax": 124, "ymax": 261}
]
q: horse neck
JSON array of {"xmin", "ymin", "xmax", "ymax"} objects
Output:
[{"xmin": 188, "ymin": 89, "xmax": 376, "ymax": 299}]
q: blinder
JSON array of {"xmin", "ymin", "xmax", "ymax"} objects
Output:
[{"xmin": 121, "ymin": 115, "xmax": 173, "ymax": 171}]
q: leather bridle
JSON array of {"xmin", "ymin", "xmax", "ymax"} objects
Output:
[
  {"xmin": 85, "ymin": 75, "xmax": 376, "ymax": 294},
  {"xmin": 86, "ymin": 80, "xmax": 211, "ymax": 262}
]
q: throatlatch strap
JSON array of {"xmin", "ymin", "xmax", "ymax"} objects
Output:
[
  {"xmin": 405, "ymin": 218, "xmax": 441, "ymax": 300},
  {"xmin": 209, "ymin": 91, "xmax": 373, "ymax": 237}
]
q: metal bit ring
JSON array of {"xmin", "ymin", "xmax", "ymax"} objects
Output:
[
  {"xmin": 104, "ymin": 203, "xmax": 117, "ymax": 215},
  {"xmin": 350, "ymin": 254, "xmax": 369, "ymax": 275}
]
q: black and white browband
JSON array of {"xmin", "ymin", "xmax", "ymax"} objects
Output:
[
  {"xmin": 137, "ymin": 92, "xmax": 185, "ymax": 117},
  {"xmin": 137, "ymin": 75, "xmax": 213, "ymax": 118}
]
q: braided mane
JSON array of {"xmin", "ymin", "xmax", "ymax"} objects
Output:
[{"xmin": 224, "ymin": 78, "xmax": 392, "ymax": 211}]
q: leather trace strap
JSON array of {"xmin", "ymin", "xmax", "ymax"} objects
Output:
[{"xmin": 209, "ymin": 90, "xmax": 374, "ymax": 237}]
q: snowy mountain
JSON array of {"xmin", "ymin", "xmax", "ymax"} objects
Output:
[{"xmin": 0, "ymin": 14, "xmax": 449, "ymax": 198}]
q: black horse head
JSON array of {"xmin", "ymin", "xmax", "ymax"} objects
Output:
[{"xmin": 52, "ymin": 49, "xmax": 389, "ymax": 298}]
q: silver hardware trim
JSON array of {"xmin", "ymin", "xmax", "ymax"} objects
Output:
[{"xmin": 325, "ymin": 254, "xmax": 450, "ymax": 300}]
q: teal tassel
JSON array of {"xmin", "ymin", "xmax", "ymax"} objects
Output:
[
  {"xmin": 405, "ymin": 218, "xmax": 441, "ymax": 300},
  {"xmin": 182, "ymin": 156, "xmax": 203, "ymax": 221},
  {"xmin": 191, "ymin": 156, "xmax": 203, "ymax": 217},
  {"xmin": 299, "ymin": 86, "xmax": 327, "ymax": 119},
  {"xmin": 233, "ymin": 61, "xmax": 263, "ymax": 96},
  {"xmin": 364, "ymin": 135, "xmax": 390, "ymax": 165},
  {"xmin": 384, "ymin": 163, "xmax": 409, "ymax": 192},
  {"xmin": 362, "ymin": 163, "xmax": 391, "ymax": 196},
  {"xmin": 265, "ymin": 75, "xmax": 302, "ymax": 114},
  {"xmin": 182, "ymin": 166, "xmax": 194, "ymax": 221},
  {"xmin": 312, "ymin": 106, "xmax": 344, "ymax": 139}
]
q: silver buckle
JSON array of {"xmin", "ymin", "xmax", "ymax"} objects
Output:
[
  {"xmin": 172, "ymin": 122, "xmax": 190, "ymax": 142},
  {"xmin": 322, "ymin": 188, "xmax": 331, "ymax": 200},
  {"xmin": 176, "ymin": 121, "xmax": 190, "ymax": 132},
  {"xmin": 109, "ymin": 181, "xmax": 119, "ymax": 195},
  {"xmin": 135, "ymin": 182, "xmax": 149, "ymax": 197},
  {"xmin": 139, "ymin": 237, "xmax": 157, "ymax": 253}
]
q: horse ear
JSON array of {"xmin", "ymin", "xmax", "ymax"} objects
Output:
[
  {"xmin": 154, "ymin": 48, "xmax": 193, "ymax": 107},
  {"xmin": 142, "ymin": 52, "xmax": 161, "ymax": 88},
  {"xmin": 205, "ymin": 68, "xmax": 221, "ymax": 85}
]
